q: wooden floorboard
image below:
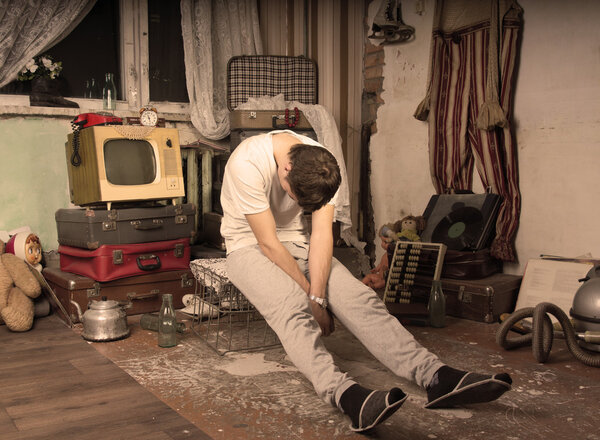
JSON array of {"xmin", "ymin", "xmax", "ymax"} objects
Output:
[{"xmin": 0, "ymin": 315, "xmax": 212, "ymax": 440}]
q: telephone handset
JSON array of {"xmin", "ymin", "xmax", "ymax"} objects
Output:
[{"xmin": 70, "ymin": 113, "xmax": 123, "ymax": 166}]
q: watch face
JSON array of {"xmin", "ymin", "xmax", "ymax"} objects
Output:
[{"xmin": 140, "ymin": 109, "xmax": 158, "ymax": 126}]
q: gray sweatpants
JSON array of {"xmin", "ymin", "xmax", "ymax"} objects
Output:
[{"xmin": 226, "ymin": 241, "xmax": 444, "ymax": 407}]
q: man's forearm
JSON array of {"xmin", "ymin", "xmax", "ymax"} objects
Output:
[
  {"xmin": 308, "ymin": 205, "xmax": 335, "ymax": 299},
  {"xmin": 308, "ymin": 231, "xmax": 332, "ymax": 298},
  {"xmin": 259, "ymin": 241, "xmax": 310, "ymax": 294}
]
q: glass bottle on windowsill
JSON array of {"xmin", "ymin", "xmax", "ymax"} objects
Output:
[
  {"xmin": 102, "ymin": 72, "xmax": 116, "ymax": 110},
  {"xmin": 158, "ymin": 294, "xmax": 177, "ymax": 347},
  {"xmin": 428, "ymin": 280, "xmax": 446, "ymax": 328}
]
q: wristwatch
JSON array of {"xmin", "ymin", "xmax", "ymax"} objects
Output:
[{"xmin": 309, "ymin": 295, "xmax": 328, "ymax": 309}]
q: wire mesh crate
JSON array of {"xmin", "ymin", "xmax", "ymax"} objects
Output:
[{"xmin": 189, "ymin": 258, "xmax": 280, "ymax": 355}]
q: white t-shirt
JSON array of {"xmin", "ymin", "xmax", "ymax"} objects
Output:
[{"xmin": 220, "ymin": 130, "xmax": 339, "ymax": 254}]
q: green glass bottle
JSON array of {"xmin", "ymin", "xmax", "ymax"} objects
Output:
[
  {"xmin": 428, "ymin": 280, "xmax": 446, "ymax": 328},
  {"xmin": 158, "ymin": 294, "xmax": 177, "ymax": 347},
  {"xmin": 140, "ymin": 313, "xmax": 185, "ymax": 333}
]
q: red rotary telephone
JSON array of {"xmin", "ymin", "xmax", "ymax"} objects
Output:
[{"xmin": 71, "ymin": 112, "xmax": 122, "ymax": 129}]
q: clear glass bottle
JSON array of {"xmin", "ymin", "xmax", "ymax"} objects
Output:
[
  {"xmin": 141, "ymin": 313, "xmax": 185, "ymax": 333},
  {"xmin": 102, "ymin": 72, "xmax": 117, "ymax": 110},
  {"xmin": 90, "ymin": 78, "xmax": 100, "ymax": 98},
  {"xmin": 428, "ymin": 280, "xmax": 446, "ymax": 328},
  {"xmin": 158, "ymin": 294, "xmax": 177, "ymax": 347}
]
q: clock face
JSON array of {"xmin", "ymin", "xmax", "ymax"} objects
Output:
[{"xmin": 140, "ymin": 109, "xmax": 158, "ymax": 126}]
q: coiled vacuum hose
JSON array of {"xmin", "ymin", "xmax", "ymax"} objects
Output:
[{"xmin": 496, "ymin": 302, "xmax": 600, "ymax": 367}]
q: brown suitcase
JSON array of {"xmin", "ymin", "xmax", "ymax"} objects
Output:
[
  {"xmin": 438, "ymin": 273, "xmax": 522, "ymax": 323},
  {"xmin": 42, "ymin": 267, "xmax": 195, "ymax": 325},
  {"xmin": 385, "ymin": 273, "xmax": 522, "ymax": 323}
]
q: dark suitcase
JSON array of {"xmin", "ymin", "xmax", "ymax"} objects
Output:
[
  {"xmin": 227, "ymin": 55, "xmax": 318, "ymax": 149},
  {"xmin": 442, "ymin": 248, "xmax": 502, "ymax": 279},
  {"xmin": 58, "ymin": 238, "xmax": 191, "ymax": 282},
  {"xmin": 42, "ymin": 267, "xmax": 195, "ymax": 325},
  {"xmin": 436, "ymin": 273, "xmax": 522, "ymax": 323},
  {"xmin": 385, "ymin": 273, "xmax": 522, "ymax": 323},
  {"xmin": 55, "ymin": 204, "xmax": 196, "ymax": 249}
]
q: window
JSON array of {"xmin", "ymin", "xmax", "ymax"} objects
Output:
[
  {"xmin": 0, "ymin": 0, "xmax": 189, "ymax": 113},
  {"xmin": 148, "ymin": 0, "xmax": 188, "ymax": 103},
  {"xmin": 49, "ymin": 0, "xmax": 121, "ymax": 99}
]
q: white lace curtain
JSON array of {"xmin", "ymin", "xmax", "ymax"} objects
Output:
[
  {"xmin": 180, "ymin": 0, "xmax": 263, "ymax": 140},
  {"xmin": 0, "ymin": 0, "xmax": 96, "ymax": 89}
]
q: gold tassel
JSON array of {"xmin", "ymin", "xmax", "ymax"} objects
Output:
[
  {"xmin": 491, "ymin": 236, "xmax": 515, "ymax": 262},
  {"xmin": 476, "ymin": 99, "xmax": 508, "ymax": 130},
  {"xmin": 413, "ymin": 96, "xmax": 430, "ymax": 121}
]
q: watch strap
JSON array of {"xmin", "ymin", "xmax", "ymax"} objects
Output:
[{"xmin": 309, "ymin": 295, "xmax": 328, "ymax": 309}]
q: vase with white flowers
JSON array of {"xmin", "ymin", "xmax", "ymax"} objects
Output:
[
  {"xmin": 17, "ymin": 54, "xmax": 77, "ymax": 108},
  {"xmin": 18, "ymin": 55, "xmax": 63, "ymax": 81},
  {"xmin": 18, "ymin": 54, "xmax": 64, "ymax": 96}
]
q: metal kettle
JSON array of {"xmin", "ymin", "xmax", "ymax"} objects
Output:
[{"xmin": 71, "ymin": 296, "xmax": 130, "ymax": 342}]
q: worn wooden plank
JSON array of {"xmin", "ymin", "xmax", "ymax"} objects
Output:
[{"xmin": 0, "ymin": 315, "xmax": 211, "ymax": 440}]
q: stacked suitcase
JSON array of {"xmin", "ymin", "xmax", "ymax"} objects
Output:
[
  {"xmin": 227, "ymin": 55, "xmax": 319, "ymax": 149},
  {"xmin": 46, "ymin": 203, "xmax": 197, "ymax": 325},
  {"xmin": 202, "ymin": 55, "xmax": 320, "ymax": 250}
]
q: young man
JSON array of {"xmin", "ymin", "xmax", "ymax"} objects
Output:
[{"xmin": 220, "ymin": 130, "xmax": 512, "ymax": 432}]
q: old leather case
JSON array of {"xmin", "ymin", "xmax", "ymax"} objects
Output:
[
  {"xmin": 42, "ymin": 267, "xmax": 195, "ymax": 325},
  {"xmin": 227, "ymin": 55, "xmax": 318, "ymax": 149},
  {"xmin": 386, "ymin": 273, "xmax": 522, "ymax": 323},
  {"xmin": 58, "ymin": 238, "xmax": 191, "ymax": 282},
  {"xmin": 55, "ymin": 204, "xmax": 196, "ymax": 250}
]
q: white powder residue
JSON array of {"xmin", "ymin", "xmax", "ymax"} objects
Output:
[
  {"xmin": 216, "ymin": 352, "xmax": 296, "ymax": 376},
  {"xmin": 435, "ymin": 408, "xmax": 474, "ymax": 419}
]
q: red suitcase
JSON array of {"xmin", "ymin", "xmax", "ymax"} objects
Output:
[{"xmin": 58, "ymin": 238, "xmax": 191, "ymax": 282}]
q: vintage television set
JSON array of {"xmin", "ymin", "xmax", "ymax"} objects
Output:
[{"xmin": 65, "ymin": 125, "xmax": 185, "ymax": 208}]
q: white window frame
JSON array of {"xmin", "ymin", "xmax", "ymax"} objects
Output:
[{"xmin": 0, "ymin": 0, "xmax": 190, "ymax": 117}]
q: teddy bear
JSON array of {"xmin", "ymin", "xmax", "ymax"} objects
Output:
[{"xmin": 0, "ymin": 237, "xmax": 43, "ymax": 332}]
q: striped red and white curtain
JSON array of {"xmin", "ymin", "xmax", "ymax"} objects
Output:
[{"xmin": 414, "ymin": 0, "xmax": 523, "ymax": 262}]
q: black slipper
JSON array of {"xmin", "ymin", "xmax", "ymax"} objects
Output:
[
  {"xmin": 425, "ymin": 371, "xmax": 512, "ymax": 409},
  {"xmin": 350, "ymin": 388, "xmax": 407, "ymax": 432}
]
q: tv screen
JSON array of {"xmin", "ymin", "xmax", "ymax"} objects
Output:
[{"xmin": 104, "ymin": 139, "xmax": 157, "ymax": 185}]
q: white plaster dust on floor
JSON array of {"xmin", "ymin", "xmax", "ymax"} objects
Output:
[{"xmin": 215, "ymin": 352, "xmax": 297, "ymax": 376}]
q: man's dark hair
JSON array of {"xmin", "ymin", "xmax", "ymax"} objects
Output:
[{"xmin": 287, "ymin": 144, "xmax": 341, "ymax": 212}]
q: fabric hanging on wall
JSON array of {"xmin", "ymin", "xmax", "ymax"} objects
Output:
[
  {"xmin": 414, "ymin": 0, "xmax": 523, "ymax": 262},
  {"xmin": 180, "ymin": 0, "xmax": 263, "ymax": 140},
  {"xmin": 0, "ymin": 0, "xmax": 96, "ymax": 89}
]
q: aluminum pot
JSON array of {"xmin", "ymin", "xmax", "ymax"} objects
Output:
[{"xmin": 71, "ymin": 296, "xmax": 130, "ymax": 342}]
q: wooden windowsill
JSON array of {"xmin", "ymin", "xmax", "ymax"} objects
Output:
[{"xmin": 0, "ymin": 95, "xmax": 191, "ymax": 122}]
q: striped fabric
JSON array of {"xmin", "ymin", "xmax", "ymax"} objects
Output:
[
  {"xmin": 425, "ymin": 15, "xmax": 522, "ymax": 262},
  {"xmin": 227, "ymin": 55, "xmax": 318, "ymax": 111}
]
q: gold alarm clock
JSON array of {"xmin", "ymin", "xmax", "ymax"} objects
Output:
[{"xmin": 139, "ymin": 106, "xmax": 158, "ymax": 127}]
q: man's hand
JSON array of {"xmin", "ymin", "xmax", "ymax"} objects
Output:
[{"xmin": 309, "ymin": 302, "xmax": 335, "ymax": 336}]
